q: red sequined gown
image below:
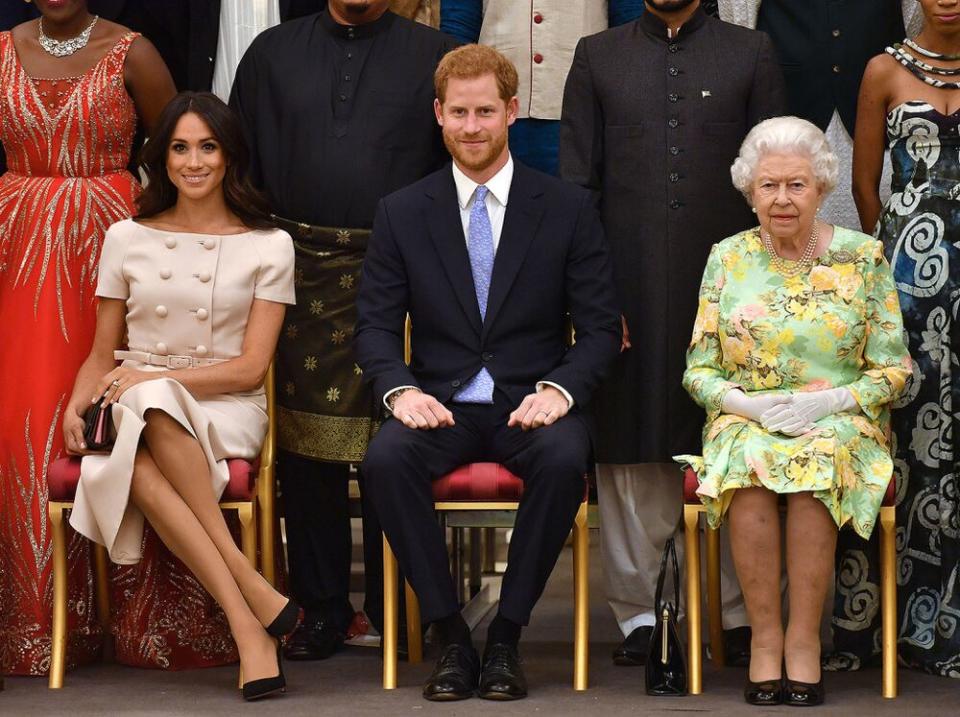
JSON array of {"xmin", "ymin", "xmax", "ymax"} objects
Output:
[{"xmin": 0, "ymin": 31, "xmax": 236, "ymax": 675}]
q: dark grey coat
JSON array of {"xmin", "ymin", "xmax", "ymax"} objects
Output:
[{"xmin": 559, "ymin": 8, "xmax": 786, "ymax": 463}]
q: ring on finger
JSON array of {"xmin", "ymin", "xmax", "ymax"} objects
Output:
[{"xmin": 111, "ymin": 379, "xmax": 121, "ymax": 387}]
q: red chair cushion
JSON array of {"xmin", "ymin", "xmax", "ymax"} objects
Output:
[
  {"xmin": 47, "ymin": 456, "xmax": 260, "ymax": 502},
  {"xmin": 432, "ymin": 463, "xmax": 525, "ymax": 502},
  {"xmin": 682, "ymin": 466, "xmax": 896, "ymax": 507}
]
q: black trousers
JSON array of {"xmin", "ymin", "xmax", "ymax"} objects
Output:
[
  {"xmin": 278, "ymin": 455, "xmax": 386, "ymax": 630},
  {"xmin": 361, "ymin": 390, "xmax": 588, "ymax": 626}
]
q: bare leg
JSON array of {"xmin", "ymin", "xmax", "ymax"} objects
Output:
[
  {"xmin": 728, "ymin": 487, "xmax": 783, "ymax": 682},
  {"xmin": 141, "ymin": 410, "xmax": 287, "ymax": 626},
  {"xmin": 129, "ymin": 445, "xmax": 278, "ymax": 682},
  {"xmin": 784, "ymin": 492, "xmax": 836, "ymax": 683}
]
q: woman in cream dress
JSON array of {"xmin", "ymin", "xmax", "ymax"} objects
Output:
[{"xmin": 63, "ymin": 92, "xmax": 298, "ymax": 700}]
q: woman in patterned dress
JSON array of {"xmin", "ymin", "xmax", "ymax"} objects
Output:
[
  {"xmin": 853, "ymin": 0, "xmax": 960, "ymax": 678},
  {"xmin": 678, "ymin": 116, "xmax": 911, "ymax": 705},
  {"xmin": 0, "ymin": 0, "xmax": 174, "ymax": 675}
]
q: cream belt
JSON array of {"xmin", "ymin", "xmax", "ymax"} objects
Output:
[{"xmin": 114, "ymin": 350, "xmax": 228, "ymax": 369}]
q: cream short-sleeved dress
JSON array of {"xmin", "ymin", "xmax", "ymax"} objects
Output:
[{"xmin": 70, "ymin": 218, "xmax": 295, "ymax": 564}]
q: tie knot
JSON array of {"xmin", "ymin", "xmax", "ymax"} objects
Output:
[{"xmin": 474, "ymin": 185, "xmax": 489, "ymax": 204}]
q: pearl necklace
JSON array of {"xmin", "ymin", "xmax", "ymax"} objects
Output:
[
  {"xmin": 905, "ymin": 38, "xmax": 960, "ymax": 61},
  {"xmin": 761, "ymin": 223, "xmax": 819, "ymax": 278},
  {"xmin": 38, "ymin": 15, "xmax": 98, "ymax": 58}
]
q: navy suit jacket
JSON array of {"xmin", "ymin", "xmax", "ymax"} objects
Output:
[{"xmin": 354, "ymin": 160, "xmax": 621, "ymax": 411}]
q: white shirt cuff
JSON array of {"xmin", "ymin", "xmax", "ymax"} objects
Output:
[
  {"xmin": 536, "ymin": 381, "xmax": 574, "ymax": 409},
  {"xmin": 383, "ymin": 385, "xmax": 419, "ymax": 412}
]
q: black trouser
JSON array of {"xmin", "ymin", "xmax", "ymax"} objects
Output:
[
  {"xmin": 278, "ymin": 454, "xmax": 386, "ymax": 630},
  {"xmin": 361, "ymin": 390, "xmax": 588, "ymax": 626}
]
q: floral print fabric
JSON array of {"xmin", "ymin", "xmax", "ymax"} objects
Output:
[{"xmin": 675, "ymin": 226, "xmax": 911, "ymax": 539}]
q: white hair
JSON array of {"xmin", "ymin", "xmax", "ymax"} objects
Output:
[{"xmin": 730, "ymin": 116, "xmax": 839, "ymax": 201}]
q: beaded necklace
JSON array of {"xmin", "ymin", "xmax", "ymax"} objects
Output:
[{"xmin": 761, "ymin": 223, "xmax": 819, "ymax": 279}]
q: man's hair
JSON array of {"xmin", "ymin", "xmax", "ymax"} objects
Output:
[{"xmin": 434, "ymin": 44, "xmax": 519, "ymax": 103}]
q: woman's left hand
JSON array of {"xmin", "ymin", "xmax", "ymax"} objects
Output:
[{"xmin": 92, "ymin": 367, "xmax": 164, "ymax": 405}]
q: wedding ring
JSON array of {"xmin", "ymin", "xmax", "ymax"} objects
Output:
[{"xmin": 111, "ymin": 379, "xmax": 121, "ymax": 387}]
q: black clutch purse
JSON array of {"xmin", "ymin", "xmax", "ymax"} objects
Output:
[
  {"xmin": 82, "ymin": 393, "xmax": 115, "ymax": 451},
  {"xmin": 645, "ymin": 537, "xmax": 688, "ymax": 696}
]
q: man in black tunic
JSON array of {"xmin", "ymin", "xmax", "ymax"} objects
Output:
[
  {"xmin": 230, "ymin": 0, "xmax": 456, "ymax": 660},
  {"xmin": 559, "ymin": 0, "xmax": 786, "ymax": 665}
]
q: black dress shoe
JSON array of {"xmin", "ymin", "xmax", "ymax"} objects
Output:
[
  {"xmin": 724, "ymin": 626, "xmax": 752, "ymax": 668},
  {"xmin": 422, "ymin": 644, "xmax": 480, "ymax": 701},
  {"xmin": 612, "ymin": 626, "xmax": 652, "ymax": 666},
  {"xmin": 283, "ymin": 618, "xmax": 345, "ymax": 661},
  {"xmin": 785, "ymin": 677, "xmax": 825, "ymax": 706},
  {"xmin": 744, "ymin": 677, "xmax": 783, "ymax": 706},
  {"xmin": 479, "ymin": 643, "xmax": 527, "ymax": 701}
]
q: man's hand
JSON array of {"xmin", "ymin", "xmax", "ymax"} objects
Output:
[
  {"xmin": 508, "ymin": 386, "xmax": 570, "ymax": 431},
  {"xmin": 392, "ymin": 389, "xmax": 455, "ymax": 430},
  {"xmin": 620, "ymin": 315, "xmax": 632, "ymax": 353}
]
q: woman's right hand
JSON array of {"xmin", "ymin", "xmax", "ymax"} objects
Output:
[
  {"xmin": 720, "ymin": 389, "xmax": 790, "ymax": 424},
  {"xmin": 63, "ymin": 402, "xmax": 89, "ymax": 455}
]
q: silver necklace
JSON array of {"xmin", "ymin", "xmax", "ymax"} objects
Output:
[
  {"xmin": 38, "ymin": 15, "xmax": 98, "ymax": 58},
  {"xmin": 761, "ymin": 223, "xmax": 819, "ymax": 278}
]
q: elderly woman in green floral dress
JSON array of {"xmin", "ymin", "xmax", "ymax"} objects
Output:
[{"xmin": 676, "ymin": 117, "xmax": 911, "ymax": 707}]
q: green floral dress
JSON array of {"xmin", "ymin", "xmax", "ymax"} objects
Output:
[{"xmin": 674, "ymin": 227, "xmax": 911, "ymax": 539}]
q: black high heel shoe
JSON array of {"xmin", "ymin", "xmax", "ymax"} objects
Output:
[
  {"xmin": 744, "ymin": 677, "xmax": 783, "ymax": 705},
  {"xmin": 242, "ymin": 640, "xmax": 286, "ymax": 701},
  {"xmin": 265, "ymin": 598, "xmax": 301, "ymax": 638},
  {"xmin": 784, "ymin": 676, "xmax": 825, "ymax": 706}
]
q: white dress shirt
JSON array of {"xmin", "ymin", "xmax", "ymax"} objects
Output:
[{"xmin": 383, "ymin": 154, "xmax": 573, "ymax": 412}]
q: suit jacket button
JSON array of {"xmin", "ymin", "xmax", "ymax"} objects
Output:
[
  {"xmin": 482, "ymin": 352, "xmax": 493, "ymax": 361},
  {"xmin": 452, "ymin": 379, "xmax": 461, "ymax": 387}
]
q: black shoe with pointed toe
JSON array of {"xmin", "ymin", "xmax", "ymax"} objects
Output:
[
  {"xmin": 785, "ymin": 677, "xmax": 825, "ymax": 706},
  {"xmin": 479, "ymin": 643, "xmax": 527, "ymax": 701},
  {"xmin": 744, "ymin": 677, "xmax": 783, "ymax": 706},
  {"xmin": 242, "ymin": 642, "xmax": 286, "ymax": 702},
  {"xmin": 422, "ymin": 644, "xmax": 480, "ymax": 701},
  {"xmin": 265, "ymin": 599, "xmax": 301, "ymax": 639}
]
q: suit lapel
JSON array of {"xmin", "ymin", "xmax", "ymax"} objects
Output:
[
  {"xmin": 483, "ymin": 165, "xmax": 544, "ymax": 340},
  {"xmin": 425, "ymin": 171, "xmax": 484, "ymax": 336}
]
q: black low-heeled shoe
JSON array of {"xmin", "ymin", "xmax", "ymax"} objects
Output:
[
  {"xmin": 744, "ymin": 677, "xmax": 783, "ymax": 705},
  {"xmin": 242, "ymin": 641, "xmax": 286, "ymax": 701},
  {"xmin": 265, "ymin": 598, "xmax": 301, "ymax": 638},
  {"xmin": 784, "ymin": 677, "xmax": 825, "ymax": 706}
]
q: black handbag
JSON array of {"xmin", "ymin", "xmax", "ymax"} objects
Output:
[
  {"xmin": 645, "ymin": 537, "xmax": 688, "ymax": 696},
  {"xmin": 82, "ymin": 392, "xmax": 115, "ymax": 451}
]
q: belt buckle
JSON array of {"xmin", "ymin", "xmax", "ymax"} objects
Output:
[{"xmin": 166, "ymin": 355, "xmax": 194, "ymax": 369}]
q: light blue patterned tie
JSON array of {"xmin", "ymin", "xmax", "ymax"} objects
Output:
[{"xmin": 454, "ymin": 185, "xmax": 495, "ymax": 403}]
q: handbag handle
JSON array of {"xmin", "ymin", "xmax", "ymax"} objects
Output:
[{"xmin": 654, "ymin": 537, "xmax": 681, "ymax": 614}]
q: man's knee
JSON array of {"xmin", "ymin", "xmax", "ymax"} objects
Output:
[
  {"xmin": 361, "ymin": 420, "xmax": 419, "ymax": 485},
  {"xmin": 527, "ymin": 420, "xmax": 591, "ymax": 481}
]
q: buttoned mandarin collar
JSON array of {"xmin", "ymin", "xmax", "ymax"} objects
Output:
[
  {"xmin": 318, "ymin": 7, "xmax": 395, "ymax": 39},
  {"xmin": 453, "ymin": 154, "xmax": 514, "ymax": 211},
  {"xmin": 639, "ymin": 6, "xmax": 707, "ymax": 42}
]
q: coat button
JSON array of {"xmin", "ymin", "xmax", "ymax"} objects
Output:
[
  {"xmin": 668, "ymin": 118, "xmax": 679, "ymax": 128},
  {"xmin": 668, "ymin": 93, "xmax": 679, "ymax": 103},
  {"xmin": 203, "ymin": 237, "xmax": 217, "ymax": 250},
  {"xmin": 452, "ymin": 379, "xmax": 461, "ymax": 387},
  {"xmin": 196, "ymin": 345, "xmax": 208, "ymax": 356},
  {"xmin": 196, "ymin": 308, "xmax": 209, "ymax": 321},
  {"xmin": 669, "ymin": 66, "xmax": 679, "ymax": 76},
  {"xmin": 533, "ymin": 53, "xmax": 543, "ymax": 64},
  {"xmin": 159, "ymin": 268, "xmax": 172, "ymax": 279},
  {"xmin": 165, "ymin": 237, "xmax": 177, "ymax": 249},
  {"xmin": 670, "ymin": 199, "xmax": 682, "ymax": 210},
  {"xmin": 833, "ymin": 65, "xmax": 841, "ymax": 73},
  {"xmin": 155, "ymin": 305, "xmax": 168, "ymax": 318},
  {"xmin": 533, "ymin": 12, "xmax": 543, "ymax": 23},
  {"xmin": 155, "ymin": 342, "xmax": 167, "ymax": 354},
  {"xmin": 668, "ymin": 43, "xmax": 679, "ymax": 53},
  {"xmin": 198, "ymin": 270, "xmax": 211, "ymax": 282},
  {"xmin": 670, "ymin": 146, "xmax": 680, "ymax": 155},
  {"xmin": 832, "ymin": 28, "xmax": 841, "ymax": 38},
  {"xmin": 669, "ymin": 172, "xmax": 680, "ymax": 183},
  {"xmin": 482, "ymin": 352, "xmax": 493, "ymax": 362}
]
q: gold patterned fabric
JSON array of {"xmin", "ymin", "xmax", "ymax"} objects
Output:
[{"xmin": 273, "ymin": 219, "xmax": 378, "ymax": 461}]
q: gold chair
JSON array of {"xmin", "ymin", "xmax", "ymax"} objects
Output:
[
  {"xmin": 46, "ymin": 363, "xmax": 279, "ymax": 688},
  {"xmin": 681, "ymin": 466, "xmax": 898, "ymax": 698}
]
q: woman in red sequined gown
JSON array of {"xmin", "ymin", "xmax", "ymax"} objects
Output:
[{"xmin": 0, "ymin": 3, "xmax": 236, "ymax": 676}]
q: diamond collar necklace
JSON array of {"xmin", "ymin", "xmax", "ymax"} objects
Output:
[{"xmin": 38, "ymin": 15, "xmax": 99, "ymax": 58}]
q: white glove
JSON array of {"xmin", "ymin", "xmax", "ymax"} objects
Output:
[
  {"xmin": 721, "ymin": 389, "xmax": 790, "ymax": 423},
  {"xmin": 760, "ymin": 388, "xmax": 859, "ymax": 436}
]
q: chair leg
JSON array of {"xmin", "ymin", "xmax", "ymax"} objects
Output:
[
  {"xmin": 468, "ymin": 527, "xmax": 482, "ymax": 598},
  {"xmin": 880, "ymin": 505, "xmax": 898, "ymax": 698},
  {"xmin": 683, "ymin": 505, "xmax": 703, "ymax": 695},
  {"xmin": 259, "ymin": 485, "xmax": 276, "ymax": 587},
  {"xmin": 383, "ymin": 534, "xmax": 399, "ymax": 689},
  {"xmin": 482, "ymin": 527, "xmax": 496, "ymax": 573},
  {"xmin": 705, "ymin": 525, "xmax": 725, "ymax": 668},
  {"xmin": 93, "ymin": 544, "xmax": 113, "ymax": 660},
  {"xmin": 573, "ymin": 501, "xmax": 590, "ymax": 691},
  {"xmin": 237, "ymin": 502, "xmax": 257, "ymax": 569},
  {"xmin": 48, "ymin": 502, "xmax": 69, "ymax": 689},
  {"xmin": 404, "ymin": 581, "xmax": 423, "ymax": 664}
]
